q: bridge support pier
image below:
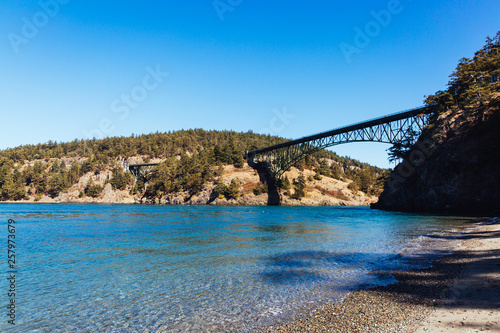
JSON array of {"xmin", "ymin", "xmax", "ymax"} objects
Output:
[{"xmin": 247, "ymin": 159, "xmax": 281, "ymax": 206}]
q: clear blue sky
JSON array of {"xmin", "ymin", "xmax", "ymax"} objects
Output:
[{"xmin": 1, "ymin": 1, "xmax": 499, "ymax": 168}]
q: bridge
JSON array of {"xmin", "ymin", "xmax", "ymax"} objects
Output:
[
  {"xmin": 246, "ymin": 106, "xmax": 433, "ymax": 179},
  {"xmin": 125, "ymin": 163, "xmax": 159, "ymax": 179}
]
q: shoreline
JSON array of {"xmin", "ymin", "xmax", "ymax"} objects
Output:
[
  {"xmin": 0, "ymin": 200, "xmax": 374, "ymax": 207},
  {"xmin": 262, "ymin": 218, "xmax": 500, "ymax": 332}
]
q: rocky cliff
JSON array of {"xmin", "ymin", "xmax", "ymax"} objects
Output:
[
  {"xmin": 373, "ymin": 100, "xmax": 500, "ymax": 215},
  {"xmin": 18, "ymin": 163, "xmax": 377, "ymax": 207}
]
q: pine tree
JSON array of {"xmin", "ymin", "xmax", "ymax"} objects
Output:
[
  {"xmin": 291, "ymin": 173, "xmax": 306, "ymax": 199},
  {"xmin": 225, "ymin": 179, "xmax": 240, "ymax": 200}
]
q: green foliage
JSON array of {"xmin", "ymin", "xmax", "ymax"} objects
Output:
[
  {"xmin": 0, "ymin": 129, "xmax": 289, "ymax": 165},
  {"xmin": 142, "ymin": 152, "xmax": 215, "ymax": 201},
  {"xmin": 224, "ymin": 179, "xmax": 240, "ymax": 200},
  {"xmin": 387, "ymin": 127, "xmax": 419, "ymax": 163},
  {"xmin": 0, "ymin": 123, "xmax": 391, "ymax": 201},
  {"xmin": 68, "ymin": 163, "xmax": 81, "ymax": 184},
  {"xmin": 48, "ymin": 173, "xmax": 65, "ymax": 198},
  {"xmin": 347, "ymin": 181, "xmax": 359, "ymax": 192},
  {"xmin": 84, "ymin": 180, "xmax": 103, "ymax": 198},
  {"xmin": 345, "ymin": 166, "xmax": 389, "ymax": 196},
  {"xmin": 315, "ymin": 160, "xmax": 330, "ymax": 177},
  {"xmin": 253, "ymin": 181, "xmax": 268, "ymax": 195},
  {"xmin": 109, "ymin": 167, "xmax": 131, "ymax": 190},
  {"xmin": 291, "ymin": 173, "xmax": 306, "ymax": 200},
  {"xmin": 130, "ymin": 178, "xmax": 144, "ymax": 195},
  {"xmin": 212, "ymin": 180, "xmax": 227, "ymax": 198},
  {"xmin": 81, "ymin": 158, "xmax": 95, "ymax": 174},
  {"xmin": 313, "ymin": 174, "xmax": 323, "ymax": 180},
  {"xmin": 425, "ymin": 32, "xmax": 500, "ymax": 111},
  {"xmin": 1, "ymin": 174, "xmax": 26, "ymax": 201},
  {"xmin": 277, "ymin": 176, "xmax": 291, "ymax": 190},
  {"xmin": 211, "ymin": 179, "xmax": 242, "ymax": 200}
]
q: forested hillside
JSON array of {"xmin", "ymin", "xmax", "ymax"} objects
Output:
[
  {"xmin": 374, "ymin": 32, "xmax": 500, "ymax": 214},
  {"xmin": 0, "ymin": 129, "xmax": 388, "ymax": 204}
]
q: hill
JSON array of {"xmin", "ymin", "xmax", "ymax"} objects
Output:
[
  {"xmin": 373, "ymin": 32, "xmax": 500, "ymax": 215},
  {"xmin": 0, "ymin": 129, "xmax": 388, "ymax": 205}
]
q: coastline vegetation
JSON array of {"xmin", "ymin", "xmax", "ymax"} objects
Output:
[
  {"xmin": 0, "ymin": 130, "xmax": 388, "ymax": 202},
  {"xmin": 387, "ymin": 32, "xmax": 500, "ymax": 162},
  {"xmin": 425, "ymin": 32, "xmax": 500, "ymax": 113},
  {"xmin": 376, "ymin": 32, "xmax": 500, "ymax": 214}
]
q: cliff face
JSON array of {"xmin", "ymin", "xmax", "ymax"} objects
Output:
[
  {"xmin": 373, "ymin": 101, "xmax": 500, "ymax": 215},
  {"xmin": 18, "ymin": 163, "xmax": 377, "ymax": 207}
]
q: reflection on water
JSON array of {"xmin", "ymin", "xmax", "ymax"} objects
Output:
[{"xmin": 0, "ymin": 204, "xmax": 477, "ymax": 332}]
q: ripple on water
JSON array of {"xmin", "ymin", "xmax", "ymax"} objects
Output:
[{"xmin": 0, "ymin": 204, "xmax": 477, "ymax": 332}]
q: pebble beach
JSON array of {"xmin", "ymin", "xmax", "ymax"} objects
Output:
[{"xmin": 261, "ymin": 218, "xmax": 500, "ymax": 333}]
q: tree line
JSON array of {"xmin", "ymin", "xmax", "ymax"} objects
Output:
[
  {"xmin": 388, "ymin": 31, "xmax": 500, "ymax": 162},
  {"xmin": 0, "ymin": 122, "xmax": 389, "ymax": 202},
  {"xmin": 425, "ymin": 32, "xmax": 499, "ymax": 113}
]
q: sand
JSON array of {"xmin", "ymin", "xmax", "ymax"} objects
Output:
[
  {"xmin": 415, "ymin": 219, "xmax": 500, "ymax": 332},
  {"xmin": 262, "ymin": 218, "xmax": 500, "ymax": 333}
]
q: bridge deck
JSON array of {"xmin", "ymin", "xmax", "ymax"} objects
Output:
[
  {"xmin": 248, "ymin": 106, "xmax": 431, "ymax": 155},
  {"xmin": 127, "ymin": 163, "xmax": 159, "ymax": 167}
]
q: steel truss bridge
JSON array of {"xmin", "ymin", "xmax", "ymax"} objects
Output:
[
  {"xmin": 125, "ymin": 163, "xmax": 159, "ymax": 179},
  {"xmin": 246, "ymin": 106, "xmax": 433, "ymax": 179}
]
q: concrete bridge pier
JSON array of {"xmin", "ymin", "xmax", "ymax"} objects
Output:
[{"xmin": 247, "ymin": 156, "xmax": 281, "ymax": 206}]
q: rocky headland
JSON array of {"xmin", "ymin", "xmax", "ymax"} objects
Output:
[
  {"xmin": 373, "ymin": 95, "xmax": 500, "ymax": 215},
  {"xmin": 13, "ymin": 161, "xmax": 377, "ymax": 207},
  {"xmin": 373, "ymin": 33, "xmax": 500, "ymax": 216}
]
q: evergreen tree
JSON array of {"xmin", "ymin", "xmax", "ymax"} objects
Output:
[
  {"xmin": 291, "ymin": 173, "xmax": 306, "ymax": 199},
  {"xmin": 224, "ymin": 179, "xmax": 240, "ymax": 200}
]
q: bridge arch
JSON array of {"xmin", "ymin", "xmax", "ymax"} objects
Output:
[{"xmin": 247, "ymin": 106, "xmax": 432, "ymax": 178}]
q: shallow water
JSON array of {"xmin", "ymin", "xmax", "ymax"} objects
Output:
[{"xmin": 0, "ymin": 204, "xmax": 477, "ymax": 332}]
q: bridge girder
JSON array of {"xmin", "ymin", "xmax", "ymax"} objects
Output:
[
  {"xmin": 247, "ymin": 107, "xmax": 431, "ymax": 179},
  {"xmin": 126, "ymin": 163, "xmax": 159, "ymax": 179}
]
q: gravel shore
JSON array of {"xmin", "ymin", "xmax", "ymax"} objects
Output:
[{"xmin": 259, "ymin": 218, "xmax": 500, "ymax": 333}]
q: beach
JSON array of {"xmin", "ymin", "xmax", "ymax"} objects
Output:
[{"xmin": 264, "ymin": 218, "xmax": 500, "ymax": 333}]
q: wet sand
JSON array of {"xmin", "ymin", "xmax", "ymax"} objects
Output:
[{"xmin": 261, "ymin": 218, "xmax": 500, "ymax": 333}]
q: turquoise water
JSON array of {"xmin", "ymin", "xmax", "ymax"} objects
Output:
[{"xmin": 0, "ymin": 204, "xmax": 476, "ymax": 332}]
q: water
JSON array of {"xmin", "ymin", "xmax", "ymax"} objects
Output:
[{"xmin": 0, "ymin": 204, "xmax": 478, "ymax": 332}]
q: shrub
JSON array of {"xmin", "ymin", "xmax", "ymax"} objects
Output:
[
  {"xmin": 224, "ymin": 179, "xmax": 240, "ymax": 200},
  {"xmin": 277, "ymin": 176, "xmax": 291, "ymax": 190},
  {"xmin": 84, "ymin": 181, "xmax": 103, "ymax": 198},
  {"xmin": 109, "ymin": 167, "xmax": 131, "ymax": 190},
  {"xmin": 253, "ymin": 181, "xmax": 268, "ymax": 195},
  {"xmin": 291, "ymin": 173, "xmax": 306, "ymax": 200},
  {"xmin": 313, "ymin": 174, "xmax": 323, "ymax": 180}
]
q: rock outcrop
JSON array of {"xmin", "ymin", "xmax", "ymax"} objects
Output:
[
  {"xmin": 18, "ymin": 163, "xmax": 378, "ymax": 207},
  {"xmin": 372, "ymin": 101, "xmax": 500, "ymax": 215}
]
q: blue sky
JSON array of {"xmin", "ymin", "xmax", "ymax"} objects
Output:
[{"xmin": 1, "ymin": 1, "xmax": 499, "ymax": 168}]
